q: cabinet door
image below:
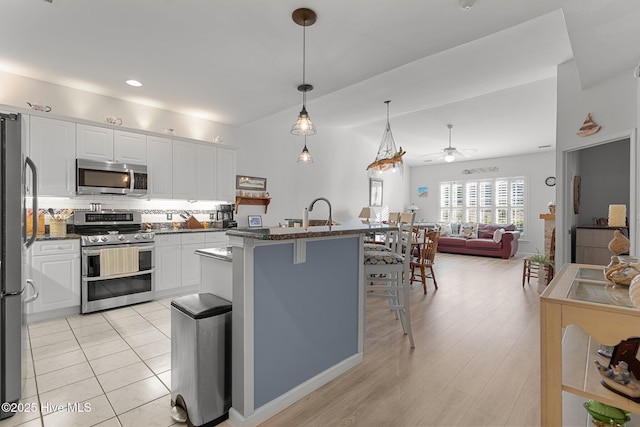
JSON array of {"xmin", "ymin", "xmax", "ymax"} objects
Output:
[
  {"xmin": 114, "ymin": 130, "xmax": 147, "ymax": 164},
  {"xmin": 155, "ymin": 244, "xmax": 181, "ymax": 292},
  {"xmin": 29, "ymin": 117, "xmax": 76, "ymax": 197},
  {"xmin": 217, "ymin": 148, "xmax": 236, "ymax": 202},
  {"xmin": 30, "ymin": 252, "xmax": 81, "ymax": 313},
  {"xmin": 196, "ymin": 144, "xmax": 217, "ymax": 200},
  {"xmin": 76, "ymin": 124, "xmax": 114, "ymax": 161},
  {"xmin": 181, "ymin": 243, "xmax": 205, "ymax": 288},
  {"xmin": 147, "ymin": 136, "xmax": 173, "ymax": 198},
  {"xmin": 172, "ymin": 141, "xmax": 197, "ymax": 200}
]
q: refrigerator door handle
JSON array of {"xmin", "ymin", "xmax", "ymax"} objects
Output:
[
  {"xmin": 24, "ymin": 279, "xmax": 38, "ymax": 304},
  {"xmin": 24, "ymin": 156, "xmax": 38, "ymax": 248}
]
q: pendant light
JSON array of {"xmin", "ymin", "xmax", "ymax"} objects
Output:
[
  {"xmin": 366, "ymin": 100, "xmax": 405, "ymax": 174},
  {"xmin": 297, "ymin": 136, "xmax": 314, "ymax": 164},
  {"xmin": 290, "ymin": 8, "xmax": 317, "ymax": 136}
]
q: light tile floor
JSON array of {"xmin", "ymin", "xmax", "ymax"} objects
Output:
[{"xmin": 0, "ymin": 299, "xmax": 183, "ymax": 427}]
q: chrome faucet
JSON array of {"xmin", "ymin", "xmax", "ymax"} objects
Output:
[{"xmin": 308, "ymin": 197, "xmax": 332, "ymax": 228}]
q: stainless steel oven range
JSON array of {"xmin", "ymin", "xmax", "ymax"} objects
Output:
[{"xmin": 74, "ymin": 211, "xmax": 154, "ymax": 314}]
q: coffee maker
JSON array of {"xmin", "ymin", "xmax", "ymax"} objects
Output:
[{"xmin": 214, "ymin": 204, "xmax": 237, "ymax": 228}]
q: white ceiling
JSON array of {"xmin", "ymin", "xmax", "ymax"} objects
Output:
[{"xmin": 2, "ymin": 0, "xmax": 640, "ymax": 165}]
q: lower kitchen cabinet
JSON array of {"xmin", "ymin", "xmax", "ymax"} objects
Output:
[
  {"xmin": 28, "ymin": 240, "xmax": 81, "ymax": 319},
  {"xmin": 180, "ymin": 233, "xmax": 206, "ymax": 288},
  {"xmin": 155, "ymin": 232, "xmax": 212, "ymax": 297},
  {"xmin": 155, "ymin": 235, "xmax": 182, "ymax": 293}
]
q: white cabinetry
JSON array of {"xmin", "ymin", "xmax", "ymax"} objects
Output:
[
  {"xmin": 147, "ymin": 136, "xmax": 173, "ymax": 198},
  {"xmin": 155, "ymin": 234, "xmax": 181, "ymax": 293},
  {"xmin": 205, "ymin": 231, "xmax": 228, "ymax": 248},
  {"xmin": 29, "ymin": 240, "xmax": 81, "ymax": 318},
  {"xmin": 154, "ymin": 232, "xmax": 213, "ymax": 297},
  {"xmin": 181, "ymin": 233, "xmax": 206, "ymax": 288},
  {"xmin": 172, "ymin": 140, "xmax": 236, "ymax": 201},
  {"xmin": 217, "ymin": 148, "xmax": 236, "ymax": 202},
  {"xmin": 77, "ymin": 124, "xmax": 147, "ymax": 164},
  {"xmin": 76, "ymin": 124, "xmax": 113, "ymax": 161},
  {"xmin": 172, "ymin": 141, "xmax": 197, "ymax": 200},
  {"xmin": 196, "ymin": 144, "xmax": 217, "ymax": 200},
  {"xmin": 29, "ymin": 117, "xmax": 76, "ymax": 197},
  {"xmin": 114, "ymin": 130, "xmax": 147, "ymax": 163}
]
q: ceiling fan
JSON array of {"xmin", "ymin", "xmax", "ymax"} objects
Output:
[{"xmin": 424, "ymin": 124, "xmax": 476, "ymax": 163}]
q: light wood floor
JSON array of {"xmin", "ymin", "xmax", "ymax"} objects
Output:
[{"xmin": 256, "ymin": 253, "xmax": 542, "ymax": 427}]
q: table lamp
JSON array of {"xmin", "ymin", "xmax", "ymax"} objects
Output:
[
  {"xmin": 359, "ymin": 207, "xmax": 373, "ymax": 225},
  {"xmin": 608, "ymin": 204, "xmax": 626, "ymax": 227}
]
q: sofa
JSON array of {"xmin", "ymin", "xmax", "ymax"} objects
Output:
[{"xmin": 437, "ymin": 223, "xmax": 520, "ymax": 259}]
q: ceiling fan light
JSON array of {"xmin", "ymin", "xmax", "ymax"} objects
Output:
[{"xmin": 445, "ymin": 153, "xmax": 455, "ymax": 163}]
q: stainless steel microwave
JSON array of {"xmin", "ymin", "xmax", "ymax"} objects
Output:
[{"xmin": 76, "ymin": 158, "xmax": 148, "ymax": 196}]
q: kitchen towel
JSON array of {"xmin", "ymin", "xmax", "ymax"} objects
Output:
[{"xmin": 100, "ymin": 247, "xmax": 140, "ymax": 276}]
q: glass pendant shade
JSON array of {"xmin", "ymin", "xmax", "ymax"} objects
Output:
[
  {"xmin": 291, "ymin": 104, "xmax": 316, "ymax": 136},
  {"xmin": 366, "ymin": 101, "xmax": 404, "ymax": 174},
  {"xmin": 297, "ymin": 138, "xmax": 313, "ymax": 163}
]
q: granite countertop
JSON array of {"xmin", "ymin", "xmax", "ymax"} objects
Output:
[
  {"xmin": 36, "ymin": 234, "xmax": 81, "ymax": 241},
  {"xmin": 227, "ymin": 221, "xmax": 397, "ymax": 241},
  {"xmin": 152, "ymin": 228, "xmax": 229, "ymax": 235},
  {"xmin": 195, "ymin": 247, "xmax": 232, "ymax": 261}
]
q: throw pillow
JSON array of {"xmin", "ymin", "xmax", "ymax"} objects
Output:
[
  {"xmin": 493, "ymin": 228, "xmax": 506, "ymax": 243},
  {"xmin": 460, "ymin": 222, "xmax": 477, "ymax": 239},
  {"xmin": 438, "ymin": 223, "xmax": 452, "ymax": 237},
  {"xmin": 450, "ymin": 222, "xmax": 461, "ymax": 236}
]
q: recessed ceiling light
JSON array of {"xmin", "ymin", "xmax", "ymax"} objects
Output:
[{"xmin": 126, "ymin": 79, "xmax": 142, "ymax": 87}]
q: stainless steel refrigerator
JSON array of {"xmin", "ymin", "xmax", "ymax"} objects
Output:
[{"xmin": 0, "ymin": 112, "xmax": 38, "ymax": 419}]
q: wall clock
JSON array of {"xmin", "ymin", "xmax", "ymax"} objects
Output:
[{"xmin": 545, "ymin": 176, "xmax": 556, "ymax": 187}]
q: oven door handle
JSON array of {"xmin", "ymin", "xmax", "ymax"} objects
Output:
[
  {"xmin": 82, "ymin": 246, "xmax": 154, "ymax": 257},
  {"xmin": 82, "ymin": 268, "xmax": 155, "ymax": 282}
]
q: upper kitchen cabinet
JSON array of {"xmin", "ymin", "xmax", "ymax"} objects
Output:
[
  {"xmin": 147, "ymin": 136, "xmax": 173, "ymax": 199},
  {"xmin": 196, "ymin": 144, "xmax": 217, "ymax": 200},
  {"xmin": 172, "ymin": 140, "xmax": 198, "ymax": 200},
  {"xmin": 29, "ymin": 116, "xmax": 76, "ymax": 197},
  {"xmin": 77, "ymin": 124, "xmax": 147, "ymax": 164},
  {"xmin": 217, "ymin": 148, "xmax": 236, "ymax": 202},
  {"xmin": 114, "ymin": 130, "xmax": 147, "ymax": 164},
  {"xmin": 172, "ymin": 140, "xmax": 222, "ymax": 201}
]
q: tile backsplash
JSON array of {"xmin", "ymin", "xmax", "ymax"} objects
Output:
[{"xmin": 33, "ymin": 196, "xmax": 232, "ymax": 227}]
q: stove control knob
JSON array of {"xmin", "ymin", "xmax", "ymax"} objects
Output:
[
  {"xmin": 100, "ymin": 236, "xmax": 109, "ymax": 242},
  {"xmin": 134, "ymin": 234, "xmax": 141, "ymax": 240},
  {"xmin": 89, "ymin": 236, "xmax": 100, "ymax": 243},
  {"xmin": 118, "ymin": 235, "xmax": 126, "ymax": 241},
  {"xmin": 142, "ymin": 233, "xmax": 150, "ymax": 239}
]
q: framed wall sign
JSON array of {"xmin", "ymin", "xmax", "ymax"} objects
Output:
[
  {"xmin": 369, "ymin": 178, "xmax": 383, "ymax": 207},
  {"xmin": 237, "ymin": 175, "xmax": 267, "ymax": 191}
]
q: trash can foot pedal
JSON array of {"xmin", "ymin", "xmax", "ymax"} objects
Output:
[{"xmin": 171, "ymin": 395, "xmax": 188, "ymax": 423}]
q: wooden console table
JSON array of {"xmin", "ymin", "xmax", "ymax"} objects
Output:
[{"xmin": 540, "ymin": 263, "xmax": 640, "ymax": 425}]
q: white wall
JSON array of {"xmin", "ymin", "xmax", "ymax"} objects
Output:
[
  {"xmin": 555, "ymin": 61, "xmax": 638, "ymax": 265},
  {"xmin": 410, "ymin": 151, "xmax": 556, "ymax": 255},
  {"xmin": 0, "ymin": 71, "xmax": 237, "ymax": 143},
  {"xmin": 234, "ymin": 126, "xmax": 410, "ymax": 227}
]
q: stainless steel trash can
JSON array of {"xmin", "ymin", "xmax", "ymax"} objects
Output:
[{"xmin": 171, "ymin": 293, "xmax": 231, "ymax": 427}]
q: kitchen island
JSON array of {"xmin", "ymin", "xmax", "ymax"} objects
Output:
[{"xmin": 225, "ymin": 222, "xmax": 394, "ymax": 426}]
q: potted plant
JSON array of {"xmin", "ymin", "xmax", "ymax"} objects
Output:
[{"xmin": 529, "ymin": 250, "xmax": 554, "ymax": 290}]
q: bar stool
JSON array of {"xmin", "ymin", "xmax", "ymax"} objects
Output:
[{"xmin": 363, "ymin": 212, "xmax": 415, "ymax": 347}]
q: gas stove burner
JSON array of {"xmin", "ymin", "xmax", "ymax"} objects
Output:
[{"xmin": 74, "ymin": 210, "xmax": 153, "ymax": 246}]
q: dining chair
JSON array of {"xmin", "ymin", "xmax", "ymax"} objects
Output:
[
  {"xmin": 363, "ymin": 212, "xmax": 415, "ymax": 347},
  {"xmin": 410, "ymin": 230, "xmax": 440, "ymax": 294}
]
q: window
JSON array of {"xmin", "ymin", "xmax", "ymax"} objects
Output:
[{"xmin": 440, "ymin": 177, "xmax": 526, "ymax": 235}]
